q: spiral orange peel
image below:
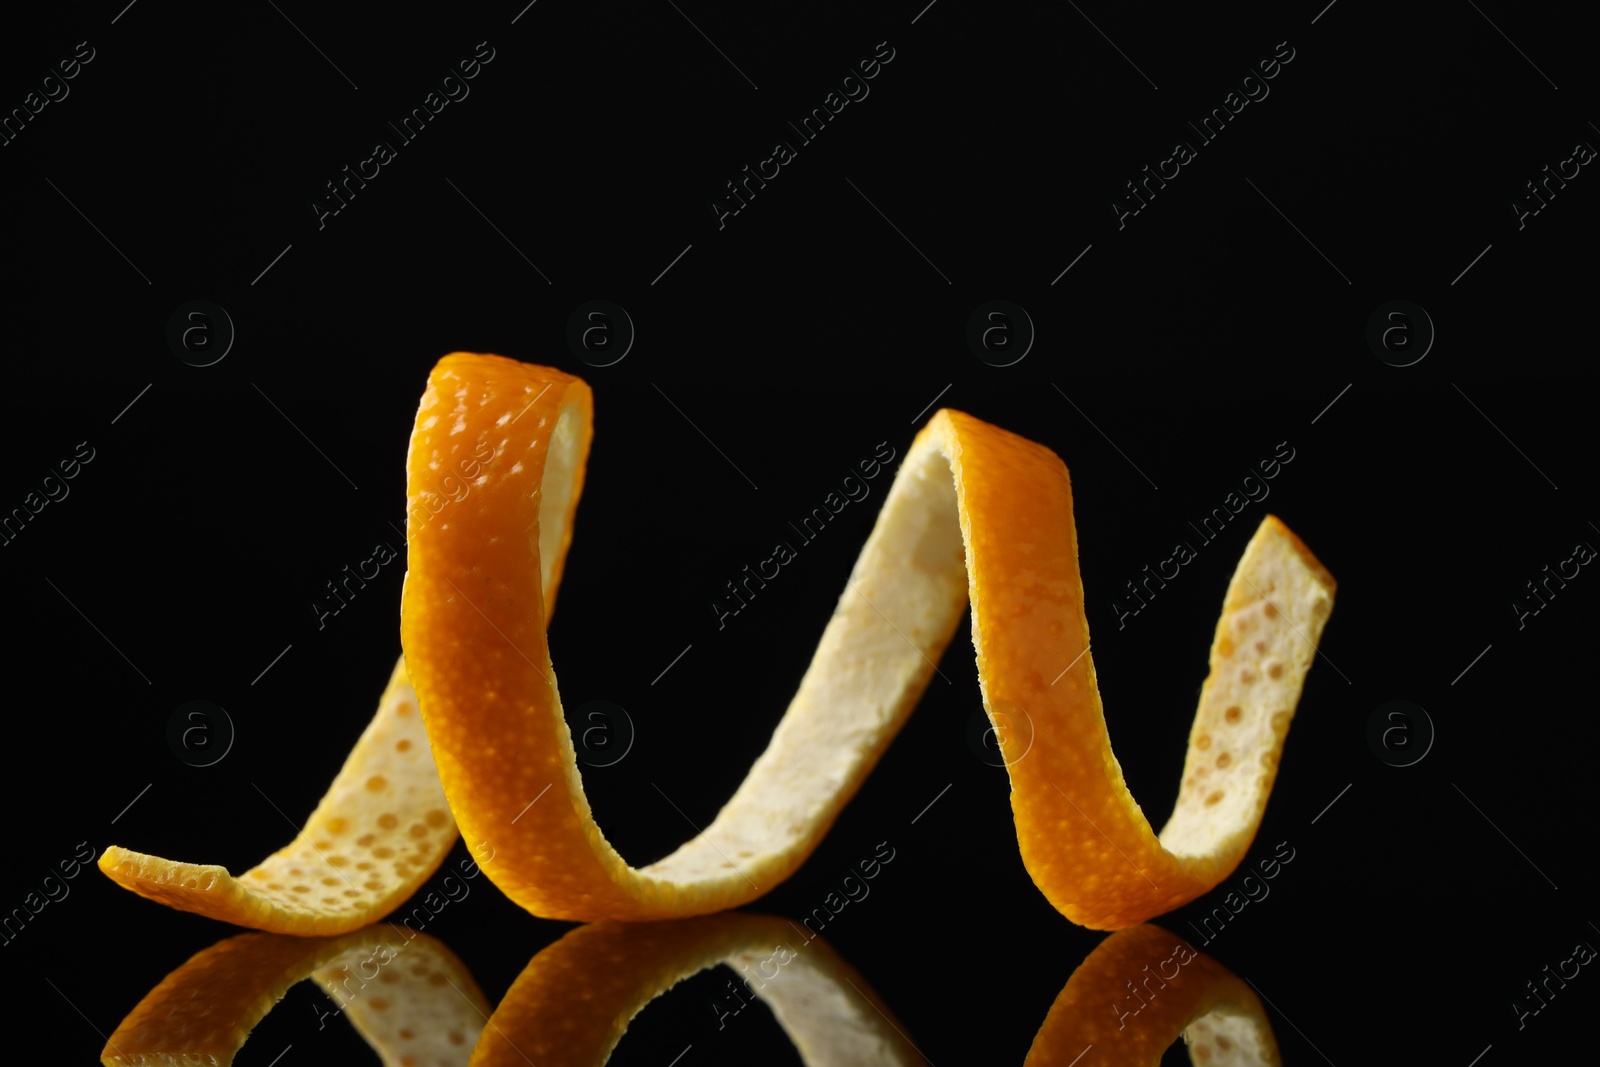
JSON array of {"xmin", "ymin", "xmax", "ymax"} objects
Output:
[
  {"xmin": 401, "ymin": 354, "xmax": 1334, "ymax": 927},
  {"xmin": 101, "ymin": 352, "xmax": 1334, "ymax": 932}
]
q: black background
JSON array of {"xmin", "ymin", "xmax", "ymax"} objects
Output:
[{"xmin": 3, "ymin": 1, "xmax": 1596, "ymax": 1063}]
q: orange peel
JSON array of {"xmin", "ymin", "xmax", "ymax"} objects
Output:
[
  {"xmin": 99, "ymin": 657, "xmax": 460, "ymax": 935},
  {"xmin": 99, "ymin": 351, "xmax": 1335, "ymax": 933},
  {"xmin": 1028, "ymin": 923, "xmax": 1281, "ymax": 1065},
  {"xmin": 100, "ymin": 923, "xmax": 487, "ymax": 1066},
  {"xmin": 400, "ymin": 353, "xmax": 1335, "ymax": 927},
  {"xmin": 470, "ymin": 913, "xmax": 921, "ymax": 1066}
]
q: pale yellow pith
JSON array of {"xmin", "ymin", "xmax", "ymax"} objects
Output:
[
  {"xmin": 1161, "ymin": 531, "xmax": 1334, "ymax": 859},
  {"xmin": 98, "ymin": 657, "xmax": 458, "ymax": 935},
  {"xmin": 628, "ymin": 436, "xmax": 968, "ymax": 890}
]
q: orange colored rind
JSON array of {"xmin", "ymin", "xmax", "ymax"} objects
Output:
[
  {"xmin": 100, "ymin": 352, "xmax": 1335, "ymax": 933},
  {"xmin": 99, "ymin": 656, "xmax": 459, "ymax": 935},
  {"xmin": 400, "ymin": 353, "xmax": 1335, "ymax": 926},
  {"xmin": 100, "ymin": 923, "xmax": 487, "ymax": 1066}
]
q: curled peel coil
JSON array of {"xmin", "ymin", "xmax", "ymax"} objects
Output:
[{"xmin": 101, "ymin": 352, "xmax": 1335, "ymax": 932}]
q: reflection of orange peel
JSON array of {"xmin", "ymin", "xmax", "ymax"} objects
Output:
[
  {"xmin": 99, "ymin": 658, "xmax": 461, "ymax": 935},
  {"xmin": 100, "ymin": 923, "xmax": 488, "ymax": 1066},
  {"xmin": 403, "ymin": 354, "xmax": 1335, "ymax": 928},
  {"xmin": 1029, "ymin": 923, "xmax": 1281, "ymax": 1065},
  {"xmin": 471, "ymin": 913, "xmax": 923, "ymax": 1066},
  {"xmin": 100, "ymin": 916, "xmax": 1278, "ymax": 1066},
  {"xmin": 100, "ymin": 351, "xmax": 1335, "ymax": 933},
  {"xmin": 474, "ymin": 914, "xmax": 1275, "ymax": 1066}
]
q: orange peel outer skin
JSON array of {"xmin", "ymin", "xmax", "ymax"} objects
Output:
[
  {"xmin": 400, "ymin": 354, "xmax": 627, "ymax": 918},
  {"xmin": 957, "ymin": 414, "xmax": 1334, "ymax": 927},
  {"xmin": 402, "ymin": 353, "xmax": 1336, "ymax": 928}
]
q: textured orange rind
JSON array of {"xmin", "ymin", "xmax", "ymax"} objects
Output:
[
  {"xmin": 400, "ymin": 354, "xmax": 1335, "ymax": 927},
  {"xmin": 100, "ymin": 352, "xmax": 1335, "ymax": 933}
]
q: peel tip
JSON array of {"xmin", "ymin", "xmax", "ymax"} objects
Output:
[
  {"xmin": 1260, "ymin": 514, "xmax": 1336, "ymax": 597},
  {"xmin": 97, "ymin": 843, "xmax": 148, "ymax": 880},
  {"xmin": 99, "ymin": 845, "xmax": 230, "ymax": 886}
]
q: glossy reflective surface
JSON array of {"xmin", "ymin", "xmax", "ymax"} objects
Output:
[{"xmin": 5, "ymin": 1, "xmax": 1594, "ymax": 1064}]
